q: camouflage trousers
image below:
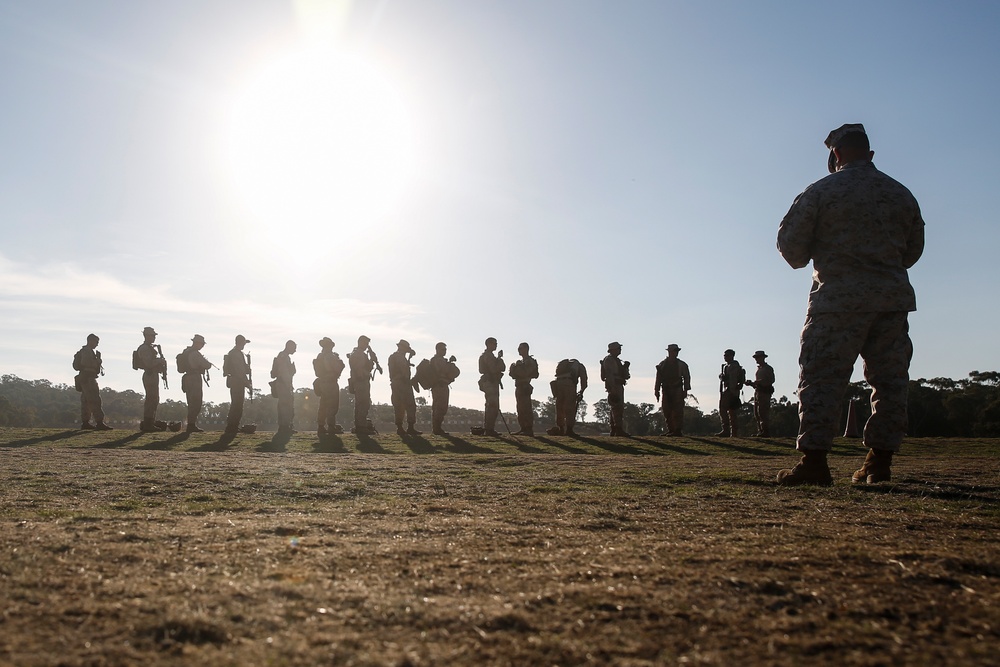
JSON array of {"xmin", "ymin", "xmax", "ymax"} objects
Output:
[
  {"xmin": 660, "ymin": 387, "xmax": 685, "ymax": 435},
  {"xmin": 431, "ymin": 384, "xmax": 450, "ymax": 431},
  {"xmin": 353, "ymin": 379, "xmax": 372, "ymax": 430},
  {"xmin": 184, "ymin": 374, "xmax": 203, "ymax": 425},
  {"xmin": 797, "ymin": 311, "xmax": 912, "ymax": 452},
  {"xmin": 606, "ymin": 383, "xmax": 625, "ymax": 434},
  {"xmin": 515, "ymin": 382, "xmax": 534, "ymax": 433},
  {"xmin": 391, "ymin": 382, "xmax": 416, "ymax": 427},
  {"xmin": 753, "ymin": 391, "xmax": 772, "ymax": 436},
  {"xmin": 227, "ymin": 382, "xmax": 246, "ymax": 430},
  {"xmin": 80, "ymin": 375, "xmax": 104, "ymax": 424},
  {"xmin": 481, "ymin": 379, "xmax": 501, "ymax": 431},
  {"xmin": 142, "ymin": 371, "xmax": 160, "ymax": 423},
  {"xmin": 317, "ymin": 379, "xmax": 340, "ymax": 429},
  {"xmin": 551, "ymin": 379, "xmax": 578, "ymax": 433}
]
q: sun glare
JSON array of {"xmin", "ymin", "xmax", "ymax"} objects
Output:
[{"xmin": 223, "ymin": 45, "xmax": 415, "ymax": 254}]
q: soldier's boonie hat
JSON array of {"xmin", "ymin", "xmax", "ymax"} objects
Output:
[
  {"xmin": 397, "ymin": 339, "xmax": 413, "ymax": 352},
  {"xmin": 608, "ymin": 341, "xmax": 622, "ymax": 351},
  {"xmin": 666, "ymin": 343, "xmax": 681, "ymax": 351},
  {"xmin": 143, "ymin": 326, "xmax": 157, "ymax": 335},
  {"xmin": 236, "ymin": 334, "xmax": 250, "ymax": 344},
  {"xmin": 192, "ymin": 334, "xmax": 206, "ymax": 343},
  {"xmin": 753, "ymin": 350, "xmax": 767, "ymax": 359},
  {"xmin": 319, "ymin": 337, "xmax": 335, "ymax": 348}
]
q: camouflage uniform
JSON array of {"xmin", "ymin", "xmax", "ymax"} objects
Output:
[
  {"xmin": 718, "ymin": 355, "xmax": 745, "ymax": 437},
  {"xmin": 75, "ymin": 344, "xmax": 105, "ymax": 427},
  {"xmin": 550, "ymin": 359, "xmax": 587, "ymax": 435},
  {"xmin": 654, "ymin": 351, "xmax": 690, "ymax": 436},
  {"xmin": 749, "ymin": 357, "xmax": 775, "ymax": 436},
  {"xmin": 182, "ymin": 339, "xmax": 213, "ymax": 431},
  {"xmin": 349, "ymin": 343, "xmax": 375, "ymax": 433},
  {"xmin": 271, "ymin": 348, "xmax": 296, "ymax": 432},
  {"xmin": 478, "ymin": 344, "xmax": 506, "ymax": 434},
  {"xmin": 778, "ymin": 146, "xmax": 924, "ymax": 453},
  {"xmin": 429, "ymin": 351, "xmax": 460, "ymax": 433},
  {"xmin": 224, "ymin": 338, "xmax": 251, "ymax": 433},
  {"xmin": 314, "ymin": 344, "xmax": 345, "ymax": 434},
  {"xmin": 508, "ymin": 352, "xmax": 539, "ymax": 435},
  {"xmin": 135, "ymin": 340, "xmax": 165, "ymax": 428},
  {"xmin": 600, "ymin": 345, "xmax": 630, "ymax": 436},
  {"xmin": 388, "ymin": 345, "xmax": 417, "ymax": 431}
]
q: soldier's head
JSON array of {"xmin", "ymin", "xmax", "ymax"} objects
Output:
[
  {"xmin": 235, "ymin": 334, "xmax": 250, "ymax": 350},
  {"xmin": 192, "ymin": 334, "xmax": 206, "ymax": 350},
  {"xmin": 666, "ymin": 343, "xmax": 680, "ymax": 358},
  {"xmin": 285, "ymin": 340, "xmax": 297, "ymax": 355},
  {"xmin": 485, "ymin": 337, "xmax": 497, "ymax": 351},
  {"xmin": 824, "ymin": 123, "xmax": 873, "ymax": 173},
  {"xmin": 608, "ymin": 341, "xmax": 622, "ymax": 356},
  {"xmin": 397, "ymin": 339, "xmax": 413, "ymax": 355},
  {"xmin": 358, "ymin": 335, "xmax": 371, "ymax": 348},
  {"xmin": 435, "ymin": 342, "xmax": 447, "ymax": 356},
  {"xmin": 518, "ymin": 342, "xmax": 529, "ymax": 357},
  {"xmin": 753, "ymin": 350, "xmax": 768, "ymax": 364},
  {"xmin": 87, "ymin": 333, "xmax": 99, "ymax": 348},
  {"xmin": 319, "ymin": 337, "xmax": 335, "ymax": 350},
  {"xmin": 724, "ymin": 349, "xmax": 735, "ymax": 362},
  {"xmin": 142, "ymin": 326, "xmax": 157, "ymax": 343}
]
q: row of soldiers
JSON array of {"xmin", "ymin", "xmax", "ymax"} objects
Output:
[{"xmin": 73, "ymin": 329, "xmax": 774, "ymax": 438}]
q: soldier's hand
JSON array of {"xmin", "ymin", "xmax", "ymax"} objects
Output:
[
  {"xmin": 498, "ymin": 349, "xmax": 503, "ymax": 358},
  {"xmin": 654, "ymin": 392, "xmax": 660, "ymax": 401}
]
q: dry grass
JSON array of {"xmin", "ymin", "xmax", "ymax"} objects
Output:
[{"xmin": 1, "ymin": 428, "xmax": 999, "ymax": 665}]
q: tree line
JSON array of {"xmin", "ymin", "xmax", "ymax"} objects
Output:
[{"xmin": 1, "ymin": 372, "xmax": 998, "ymax": 437}]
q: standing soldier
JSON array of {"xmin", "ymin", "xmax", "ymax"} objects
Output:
[
  {"xmin": 508, "ymin": 342, "xmax": 539, "ymax": 436},
  {"xmin": 601, "ymin": 342, "xmax": 631, "ymax": 437},
  {"xmin": 776, "ymin": 123, "xmax": 924, "ymax": 485},
  {"xmin": 745, "ymin": 351, "xmax": 775, "ymax": 437},
  {"xmin": 349, "ymin": 335, "xmax": 381, "ymax": 434},
  {"xmin": 180, "ymin": 334, "xmax": 213, "ymax": 433},
  {"xmin": 270, "ymin": 340, "xmax": 297, "ymax": 435},
  {"xmin": 388, "ymin": 339, "xmax": 421, "ymax": 436},
  {"xmin": 134, "ymin": 326, "xmax": 167, "ymax": 432},
  {"xmin": 548, "ymin": 358, "xmax": 588, "ymax": 436},
  {"xmin": 73, "ymin": 333, "xmax": 112, "ymax": 430},
  {"xmin": 223, "ymin": 335, "xmax": 252, "ymax": 435},
  {"xmin": 313, "ymin": 337, "xmax": 345, "ymax": 436},
  {"xmin": 428, "ymin": 342, "xmax": 460, "ymax": 435},
  {"xmin": 717, "ymin": 349, "xmax": 746, "ymax": 437},
  {"xmin": 654, "ymin": 343, "xmax": 691, "ymax": 437},
  {"xmin": 478, "ymin": 337, "xmax": 506, "ymax": 437}
]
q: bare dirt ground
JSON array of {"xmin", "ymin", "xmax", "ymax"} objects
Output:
[{"xmin": 1, "ymin": 428, "xmax": 998, "ymax": 666}]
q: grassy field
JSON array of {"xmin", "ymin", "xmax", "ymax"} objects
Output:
[{"xmin": 1, "ymin": 427, "xmax": 998, "ymax": 666}]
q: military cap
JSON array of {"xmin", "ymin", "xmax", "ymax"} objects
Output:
[
  {"xmin": 608, "ymin": 341, "xmax": 622, "ymax": 351},
  {"xmin": 319, "ymin": 337, "xmax": 335, "ymax": 348},
  {"xmin": 753, "ymin": 350, "xmax": 768, "ymax": 359},
  {"xmin": 397, "ymin": 339, "xmax": 413, "ymax": 353},
  {"xmin": 358, "ymin": 334, "xmax": 371, "ymax": 346},
  {"xmin": 192, "ymin": 334, "xmax": 206, "ymax": 344},
  {"xmin": 824, "ymin": 123, "xmax": 867, "ymax": 149},
  {"xmin": 235, "ymin": 334, "xmax": 250, "ymax": 344},
  {"xmin": 142, "ymin": 326, "xmax": 157, "ymax": 335},
  {"xmin": 666, "ymin": 343, "xmax": 681, "ymax": 351}
]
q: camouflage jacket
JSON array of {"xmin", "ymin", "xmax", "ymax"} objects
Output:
[{"xmin": 777, "ymin": 160, "xmax": 924, "ymax": 313}]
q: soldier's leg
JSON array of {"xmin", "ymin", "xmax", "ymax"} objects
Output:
[
  {"xmin": 80, "ymin": 379, "xmax": 94, "ymax": 425},
  {"xmin": 484, "ymin": 386, "xmax": 500, "ymax": 431},
  {"xmin": 330, "ymin": 384, "xmax": 341, "ymax": 427},
  {"xmin": 861, "ymin": 312, "xmax": 912, "ymax": 453},
  {"xmin": 405, "ymin": 391, "xmax": 417, "ymax": 428},
  {"xmin": 796, "ymin": 312, "xmax": 869, "ymax": 451},
  {"xmin": 553, "ymin": 387, "xmax": 568, "ymax": 434},
  {"xmin": 391, "ymin": 386, "xmax": 405, "ymax": 427},
  {"xmin": 186, "ymin": 381, "xmax": 203, "ymax": 427},
  {"xmin": 227, "ymin": 384, "xmax": 244, "ymax": 430},
  {"xmin": 142, "ymin": 372, "xmax": 159, "ymax": 426},
  {"xmin": 717, "ymin": 395, "xmax": 731, "ymax": 435}
]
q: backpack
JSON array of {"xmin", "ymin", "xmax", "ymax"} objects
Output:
[
  {"xmin": 222, "ymin": 352, "xmax": 233, "ymax": 377},
  {"xmin": 413, "ymin": 359, "xmax": 435, "ymax": 390},
  {"xmin": 555, "ymin": 359, "xmax": 578, "ymax": 383},
  {"xmin": 72, "ymin": 348, "xmax": 84, "ymax": 372},
  {"xmin": 132, "ymin": 348, "xmax": 142, "ymax": 370},
  {"xmin": 176, "ymin": 349, "xmax": 192, "ymax": 374}
]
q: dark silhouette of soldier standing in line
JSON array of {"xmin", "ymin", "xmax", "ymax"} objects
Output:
[
  {"xmin": 745, "ymin": 350, "xmax": 775, "ymax": 437},
  {"xmin": 428, "ymin": 342, "xmax": 460, "ymax": 435},
  {"xmin": 388, "ymin": 339, "xmax": 421, "ymax": 436},
  {"xmin": 601, "ymin": 341, "xmax": 631, "ymax": 437},
  {"xmin": 73, "ymin": 333, "xmax": 112, "ymax": 430},
  {"xmin": 271, "ymin": 340, "xmax": 297, "ymax": 435},
  {"xmin": 349, "ymin": 335, "xmax": 380, "ymax": 434},
  {"xmin": 776, "ymin": 123, "xmax": 924, "ymax": 486},
  {"xmin": 654, "ymin": 343, "xmax": 690, "ymax": 437},
  {"xmin": 223, "ymin": 335, "xmax": 252, "ymax": 435},
  {"xmin": 717, "ymin": 349, "xmax": 745, "ymax": 437},
  {"xmin": 548, "ymin": 358, "xmax": 587, "ymax": 436},
  {"xmin": 134, "ymin": 326, "xmax": 167, "ymax": 431},
  {"xmin": 180, "ymin": 334, "xmax": 213, "ymax": 433},
  {"xmin": 478, "ymin": 337, "xmax": 506, "ymax": 437},
  {"xmin": 313, "ymin": 337, "xmax": 345, "ymax": 436},
  {"xmin": 508, "ymin": 342, "xmax": 539, "ymax": 436}
]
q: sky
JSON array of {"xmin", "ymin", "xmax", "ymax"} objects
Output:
[{"xmin": 1, "ymin": 0, "xmax": 998, "ymax": 416}]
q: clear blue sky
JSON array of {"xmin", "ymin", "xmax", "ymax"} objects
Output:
[{"xmin": 1, "ymin": 0, "xmax": 997, "ymax": 414}]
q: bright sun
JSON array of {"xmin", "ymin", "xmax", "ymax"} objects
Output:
[{"xmin": 223, "ymin": 44, "xmax": 415, "ymax": 251}]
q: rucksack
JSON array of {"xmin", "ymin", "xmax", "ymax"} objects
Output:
[
  {"xmin": 555, "ymin": 359, "xmax": 578, "ymax": 383},
  {"xmin": 132, "ymin": 348, "xmax": 142, "ymax": 370},
  {"xmin": 176, "ymin": 349, "xmax": 192, "ymax": 374},
  {"xmin": 222, "ymin": 352, "xmax": 233, "ymax": 377},
  {"xmin": 413, "ymin": 359, "xmax": 435, "ymax": 390},
  {"xmin": 72, "ymin": 348, "xmax": 84, "ymax": 372}
]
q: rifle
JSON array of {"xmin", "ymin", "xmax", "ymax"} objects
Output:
[
  {"xmin": 155, "ymin": 344, "xmax": 168, "ymax": 390},
  {"xmin": 368, "ymin": 346, "xmax": 384, "ymax": 381},
  {"xmin": 246, "ymin": 352, "xmax": 253, "ymax": 402}
]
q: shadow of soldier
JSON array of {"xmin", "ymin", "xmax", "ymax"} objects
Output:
[
  {"xmin": 192, "ymin": 432, "xmax": 238, "ymax": 452},
  {"xmin": 313, "ymin": 435, "xmax": 348, "ymax": 454},
  {"xmin": 399, "ymin": 434, "xmax": 438, "ymax": 455},
  {"xmin": 436, "ymin": 433, "xmax": 496, "ymax": 454},
  {"xmin": 355, "ymin": 434, "xmax": 390, "ymax": 454},
  {"xmin": 258, "ymin": 430, "xmax": 291, "ymax": 452},
  {"xmin": 4, "ymin": 430, "xmax": 83, "ymax": 448},
  {"xmin": 138, "ymin": 432, "xmax": 190, "ymax": 450},
  {"xmin": 94, "ymin": 432, "xmax": 144, "ymax": 449}
]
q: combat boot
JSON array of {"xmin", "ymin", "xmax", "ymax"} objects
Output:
[
  {"xmin": 396, "ymin": 425, "xmax": 407, "ymax": 436},
  {"xmin": 406, "ymin": 425, "xmax": 422, "ymax": 435},
  {"xmin": 852, "ymin": 449, "xmax": 893, "ymax": 484},
  {"xmin": 95, "ymin": 422, "xmax": 113, "ymax": 431},
  {"xmin": 186, "ymin": 424, "xmax": 204, "ymax": 433},
  {"xmin": 776, "ymin": 450, "xmax": 833, "ymax": 487},
  {"xmin": 81, "ymin": 422, "xmax": 96, "ymax": 430}
]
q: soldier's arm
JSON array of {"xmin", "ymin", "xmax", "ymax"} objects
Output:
[
  {"xmin": 902, "ymin": 203, "xmax": 925, "ymax": 269},
  {"xmin": 777, "ymin": 187, "xmax": 818, "ymax": 269}
]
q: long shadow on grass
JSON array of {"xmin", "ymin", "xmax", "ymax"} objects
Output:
[
  {"xmin": 400, "ymin": 434, "xmax": 439, "ymax": 454},
  {"xmin": 312, "ymin": 434, "xmax": 349, "ymax": 453},
  {"xmin": 3, "ymin": 429, "xmax": 84, "ymax": 447},
  {"xmin": 138, "ymin": 432, "xmax": 190, "ymax": 450},
  {"xmin": 532, "ymin": 436, "xmax": 591, "ymax": 454},
  {"xmin": 192, "ymin": 432, "xmax": 238, "ymax": 452},
  {"xmin": 356, "ymin": 434, "xmax": 391, "ymax": 454},
  {"xmin": 437, "ymin": 433, "xmax": 496, "ymax": 454},
  {"xmin": 257, "ymin": 430, "xmax": 290, "ymax": 452},
  {"xmin": 687, "ymin": 436, "xmax": 787, "ymax": 456},
  {"xmin": 574, "ymin": 435, "xmax": 658, "ymax": 456},
  {"xmin": 94, "ymin": 432, "xmax": 144, "ymax": 448},
  {"xmin": 631, "ymin": 436, "xmax": 712, "ymax": 456},
  {"xmin": 505, "ymin": 435, "xmax": 547, "ymax": 454},
  {"xmin": 852, "ymin": 479, "xmax": 1000, "ymax": 505}
]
